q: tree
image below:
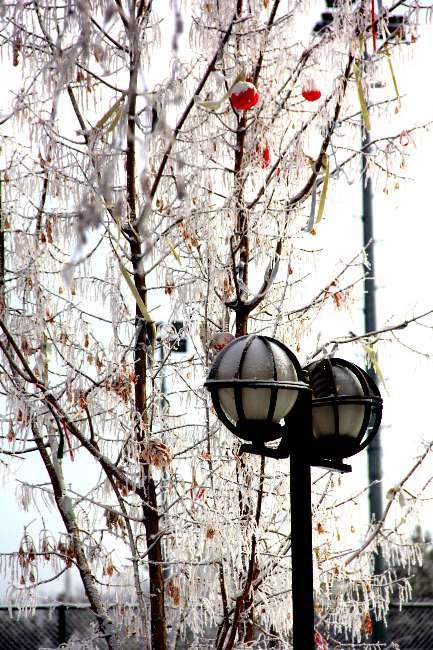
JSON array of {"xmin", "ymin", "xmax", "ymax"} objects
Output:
[
  {"xmin": 385, "ymin": 528, "xmax": 433, "ymax": 648},
  {"xmin": 0, "ymin": 1, "xmax": 431, "ymax": 648},
  {"xmin": 409, "ymin": 527, "xmax": 433, "ymax": 599}
]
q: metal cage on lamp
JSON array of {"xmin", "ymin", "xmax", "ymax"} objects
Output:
[
  {"xmin": 204, "ymin": 334, "xmax": 310, "ymax": 444},
  {"xmin": 305, "ymin": 357, "xmax": 382, "ymax": 460}
]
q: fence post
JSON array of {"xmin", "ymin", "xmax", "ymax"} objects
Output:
[{"xmin": 58, "ymin": 604, "xmax": 66, "ymax": 646}]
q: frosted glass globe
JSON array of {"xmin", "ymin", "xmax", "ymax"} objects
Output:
[
  {"xmin": 215, "ymin": 337, "xmax": 299, "ymax": 424},
  {"xmin": 312, "ymin": 365, "xmax": 365, "ymax": 439}
]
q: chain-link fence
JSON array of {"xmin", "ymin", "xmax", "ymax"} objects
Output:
[
  {"xmin": 387, "ymin": 601, "xmax": 433, "ymax": 649},
  {"xmin": 0, "ymin": 604, "xmax": 90, "ymax": 649},
  {"xmin": 0, "ymin": 605, "xmax": 145, "ymax": 650},
  {"xmin": 0, "ymin": 602, "xmax": 432, "ymax": 649}
]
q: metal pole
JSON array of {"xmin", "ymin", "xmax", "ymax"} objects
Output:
[
  {"xmin": 362, "ymin": 126, "xmax": 387, "ymax": 645},
  {"xmin": 58, "ymin": 604, "xmax": 67, "ymax": 645},
  {"xmin": 290, "ymin": 452, "xmax": 315, "ymax": 649}
]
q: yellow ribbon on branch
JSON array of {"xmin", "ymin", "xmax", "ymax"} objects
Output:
[
  {"xmin": 384, "ymin": 46, "xmax": 400, "ymax": 100},
  {"xmin": 315, "ymin": 153, "xmax": 329, "ymax": 225},
  {"xmin": 362, "ymin": 342, "xmax": 387, "ymax": 391},
  {"xmin": 354, "ymin": 63, "xmax": 371, "ymax": 131},
  {"xmin": 119, "ymin": 261, "xmax": 155, "ymax": 339},
  {"xmin": 111, "ymin": 214, "xmax": 156, "ymax": 344},
  {"xmin": 96, "ymin": 98, "xmax": 124, "ymax": 132}
]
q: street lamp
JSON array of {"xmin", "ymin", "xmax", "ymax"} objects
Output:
[
  {"xmin": 306, "ymin": 356, "xmax": 382, "ymax": 460},
  {"xmin": 205, "ymin": 334, "xmax": 308, "ymax": 443},
  {"xmin": 205, "ymin": 334, "xmax": 382, "ymax": 649}
]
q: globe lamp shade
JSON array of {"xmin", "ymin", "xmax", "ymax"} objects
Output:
[
  {"xmin": 305, "ymin": 357, "xmax": 382, "ymax": 459},
  {"xmin": 205, "ymin": 335, "xmax": 308, "ymax": 443}
]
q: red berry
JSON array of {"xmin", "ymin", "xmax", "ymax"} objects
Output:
[
  {"xmin": 261, "ymin": 145, "xmax": 270, "ymax": 168},
  {"xmin": 230, "ymin": 81, "xmax": 260, "ymax": 111},
  {"xmin": 302, "ymin": 88, "xmax": 321, "ymax": 102}
]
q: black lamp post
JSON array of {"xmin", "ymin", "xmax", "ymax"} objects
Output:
[{"xmin": 205, "ymin": 334, "xmax": 382, "ymax": 649}]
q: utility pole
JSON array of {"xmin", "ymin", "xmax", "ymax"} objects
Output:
[
  {"xmin": 314, "ymin": 3, "xmax": 388, "ymax": 643},
  {"xmin": 362, "ymin": 125, "xmax": 387, "ymax": 647},
  {"xmin": 312, "ymin": 2, "xmax": 407, "ymax": 644},
  {"xmin": 362, "ymin": 0, "xmax": 407, "ymax": 641}
]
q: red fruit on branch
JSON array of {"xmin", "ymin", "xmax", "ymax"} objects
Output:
[
  {"xmin": 256, "ymin": 144, "xmax": 271, "ymax": 168},
  {"xmin": 302, "ymin": 81, "xmax": 321, "ymax": 102},
  {"xmin": 261, "ymin": 145, "xmax": 271, "ymax": 168},
  {"xmin": 230, "ymin": 81, "xmax": 260, "ymax": 111}
]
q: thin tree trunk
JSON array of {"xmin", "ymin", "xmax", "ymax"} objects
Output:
[
  {"xmin": 129, "ymin": 235, "xmax": 167, "ymax": 649},
  {"xmin": 32, "ymin": 421, "xmax": 121, "ymax": 650},
  {"xmin": 125, "ymin": 15, "xmax": 167, "ymax": 644}
]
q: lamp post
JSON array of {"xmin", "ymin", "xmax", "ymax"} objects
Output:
[{"xmin": 205, "ymin": 334, "xmax": 382, "ymax": 649}]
